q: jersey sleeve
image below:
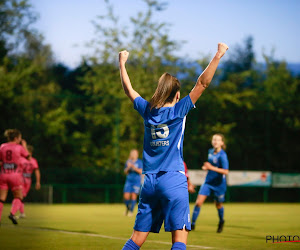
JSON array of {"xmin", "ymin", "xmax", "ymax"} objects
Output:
[
  {"xmin": 134, "ymin": 97, "xmax": 149, "ymax": 119},
  {"xmin": 32, "ymin": 158, "xmax": 39, "ymax": 170},
  {"xmin": 220, "ymin": 152, "xmax": 229, "ymax": 170},
  {"xmin": 175, "ymin": 95, "xmax": 195, "ymax": 118}
]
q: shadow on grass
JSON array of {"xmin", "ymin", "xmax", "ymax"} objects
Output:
[
  {"xmin": 225, "ymin": 224, "xmax": 254, "ymax": 229},
  {"xmin": 20, "ymin": 226, "xmax": 98, "ymax": 235}
]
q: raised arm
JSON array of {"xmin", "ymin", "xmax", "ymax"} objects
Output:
[
  {"xmin": 21, "ymin": 139, "xmax": 30, "ymax": 160},
  {"xmin": 119, "ymin": 50, "xmax": 140, "ymax": 102},
  {"xmin": 189, "ymin": 43, "xmax": 228, "ymax": 104}
]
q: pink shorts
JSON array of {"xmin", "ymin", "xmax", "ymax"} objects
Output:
[
  {"xmin": 0, "ymin": 173, "xmax": 23, "ymax": 191},
  {"xmin": 22, "ymin": 178, "xmax": 32, "ymax": 197}
]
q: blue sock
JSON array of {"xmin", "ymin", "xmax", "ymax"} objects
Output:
[
  {"xmin": 130, "ymin": 200, "xmax": 136, "ymax": 212},
  {"xmin": 122, "ymin": 239, "xmax": 140, "ymax": 250},
  {"xmin": 192, "ymin": 206, "xmax": 201, "ymax": 225},
  {"xmin": 218, "ymin": 207, "xmax": 224, "ymax": 222},
  {"xmin": 171, "ymin": 242, "xmax": 186, "ymax": 250},
  {"xmin": 125, "ymin": 200, "xmax": 130, "ymax": 210}
]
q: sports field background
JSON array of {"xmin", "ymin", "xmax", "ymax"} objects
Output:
[{"xmin": 1, "ymin": 203, "xmax": 299, "ymax": 249}]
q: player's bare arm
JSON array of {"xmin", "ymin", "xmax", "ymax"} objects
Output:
[
  {"xmin": 202, "ymin": 162, "xmax": 229, "ymax": 175},
  {"xmin": 124, "ymin": 162, "xmax": 134, "ymax": 174},
  {"xmin": 189, "ymin": 43, "xmax": 229, "ymax": 104},
  {"xmin": 21, "ymin": 139, "xmax": 30, "ymax": 159},
  {"xmin": 131, "ymin": 164, "xmax": 142, "ymax": 175},
  {"xmin": 187, "ymin": 178, "xmax": 196, "ymax": 193},
  {"xmin": 35, "ymin": 169, "xmax": 41, "ymax": 190},
  {"xmin": 119, "ymin": 50, "xmax": 140, "ymax": 102}
]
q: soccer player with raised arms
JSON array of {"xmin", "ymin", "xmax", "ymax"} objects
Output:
[
  {"xmin": 119, "ymin": 43, "xmax": 228, "ymax": 250},
  {"xmin": 191, "ymin": 134, "xmax": 229, "ymax": 233},
  {"xmin": 123, "ymin": 149, "xmax": 143, "ymax": 216}
]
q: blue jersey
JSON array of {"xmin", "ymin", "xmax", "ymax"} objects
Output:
[
  {"xmin": 125, "ymin": 159, "xmax": 143, "ymax": 184},
  {"xmin": 204, "ymin": 148, "xmax": 229, "ymax": 187},
  {"xmin": 134, "ymin": 95, "xmax": 195, "ymax": 174}
]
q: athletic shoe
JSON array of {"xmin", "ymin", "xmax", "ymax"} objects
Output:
[
  {"xmin": 217, "ymin": 220, "xmax": 225, "ymax": 233},
  {"xmin": 128, "ymin": 211, "xmax": 133, "ymax": 217},
  {"xmin": 191, "ymin": 224, "xmax": 195, "ymax": 230},
  {"xmin": 8, "ymin": 213, "xmax": 18, "ymax": 225},
  {"xmin": 19, "ymin": 213, "xmax": 26, "ymax": 219}
]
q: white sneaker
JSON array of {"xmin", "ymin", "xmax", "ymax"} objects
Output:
[
  {"xmin": 19, "ymin": 213, "xmax": 26, "ymax": 219},
  {"xmin": 128, "ymin": 211, "xmax": 133, "ymax": 217}
]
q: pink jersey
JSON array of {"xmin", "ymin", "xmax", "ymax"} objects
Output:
[
  {"xmin": 21, "ymin": 157, "xmax": 39, "ymax": 178},
  {"xmin": 0, "ymin": 142, "xmax": 29, "ymax": 174}
]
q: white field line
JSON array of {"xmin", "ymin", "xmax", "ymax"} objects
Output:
[{"xmin": 7, "ymin": 225, "xmax": 214, "ymax": 249}]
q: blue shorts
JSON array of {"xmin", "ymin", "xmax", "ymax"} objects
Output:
[
  {"xmin": 134, "ymin": 171, "xmax": 191, "ymax": 233},
  {"xmin": 198, "ymin": 183, "xmax": 226, "ymax": 203},
  {"xmin": 123, "ymin": 181, "xmax": 141, "ymax": 194}
]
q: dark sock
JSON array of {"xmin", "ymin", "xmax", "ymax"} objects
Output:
[
  {"xmin": 218, "ymin": 207, "xmax": 224, "ymax": 222},
  {"xmin": 122, "ymin": 239, "xmax": 140, "ymax": 250},
  {"xmin": 124, "ymin": 200, "xmax": 130, "ymax": 210},
  {"xmin": 130, "ymin": 200, "xmax": 136, "ymax": 212},
  {"xmin": 171, "ymin": 242, "xmax": 186, "ymax": 250},
  {"xmin": 192, "ymin": 206, "xmax": 201, "ymax": 225}
]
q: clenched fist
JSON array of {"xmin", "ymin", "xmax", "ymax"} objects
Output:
[
  {"xmin": 119, "ymin": 50, "xmax": 129, "ymax": 64},
  {"xmin": 216, "ymin": 43, "xmax": 229, "ymax": 59}
]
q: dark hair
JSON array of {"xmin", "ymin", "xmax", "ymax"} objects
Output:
[
  {"xmin": 150, "ymin": 73, "xmax": 181, "ymax": 110},
  {"xmin": 4, "ymin": 129, "xmax": 21, "ymax": 142}
]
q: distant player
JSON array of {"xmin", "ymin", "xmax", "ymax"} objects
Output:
[
  {"xmin": 123, "ymin": 149, "xmax": 143, "ymax": 216},
  {"xmin": 191, "ymin": 134, "xmax": 229, "ymax": 233},
  {"xmin": 18, "ymin": 145, "xmax": 41, "ymax": 218},
  {"xmin": 119, "ymin": 43, "xmax": 228, "ymax": 250},
  {"xmin": 0, "ymin": 129, "xmax": 29, "ymax": 225}
]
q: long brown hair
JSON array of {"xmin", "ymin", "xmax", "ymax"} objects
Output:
[
  {"xmin": 4, "ymin": 129, "xmax": 21, "ymax": 142},
  {"xmin": 214, "ymin": 133, "xmax": 227, "ymax": 150},
  {"xmin": 150, "ymin": 73, "xmax": 181, "ymax": 110}
]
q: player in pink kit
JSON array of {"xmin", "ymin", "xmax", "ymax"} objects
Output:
[
  {"xmin": 18, "ymin": 145, "xmax": 41, "ymax": 218},
  {"xmin": 0, "ymin": 129, "xmax": 29, "ymax": 225}
]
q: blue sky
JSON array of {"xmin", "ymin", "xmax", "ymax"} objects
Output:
[{"xmin": 32, "ymin": 0, "xmax": 300, "ymax": 68}]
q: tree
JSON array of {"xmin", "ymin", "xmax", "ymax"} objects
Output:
[{"xmin": 75, "ymin": 0, "xmax": 182, "ymax": 180}]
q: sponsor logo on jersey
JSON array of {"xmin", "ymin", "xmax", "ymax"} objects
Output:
[
  {"xmin": 150, "ymin": 140, "xmax": 169, "ymax": 147},
  {"xmin": 213, "ymin": 157, "xmax": 218, "ymax": 164},
  {"xmin": 150, "ymin": 124, "xmax": 170, "ymax": 147}
]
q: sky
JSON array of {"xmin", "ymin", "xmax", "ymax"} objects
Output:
[{"xmin": 31, "ymin": 0, "xmax": 300, "ymax": 68}]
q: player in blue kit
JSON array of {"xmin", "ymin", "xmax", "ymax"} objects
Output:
[
  {"xmin": 191, "ymin": 134, "xmax": 229, "ymax": 233},
  {"xmin": 123, "ymin": 149, "xmax": 143, "ymax": 216},
  {"xmin": 119, "ymin": 43, "xmax": 228, "ymax": 250}
]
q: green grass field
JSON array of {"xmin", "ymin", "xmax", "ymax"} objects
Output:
[{"xmin": 0, "ymin": 203, "xmax": 299, "ymax": 249}]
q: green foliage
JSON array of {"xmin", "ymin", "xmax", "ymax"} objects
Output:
[
  {"xmin": 0, "ymin": 0, "xmax": 299, "ymax": 186},
  {"xmin": 79, "ymin": 0, "xmax": 182, "ymax": 174}
]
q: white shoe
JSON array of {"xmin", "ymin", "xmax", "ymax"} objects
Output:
[
  {"xmin": 128, "ymin": 211, "xmax": 133, "ymax": 217},
  {"xmin": 19, "ymin": 213, "xmax": 26, "ymax": 219}
]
